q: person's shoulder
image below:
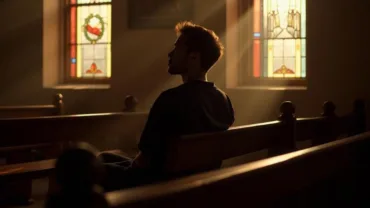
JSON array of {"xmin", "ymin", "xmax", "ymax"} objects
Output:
[
  {"xmin": 157, "ymin": 85, "xmax": 183, "ymax": 99},
  {"xmin": 151, "ymin": 87, "xmax": 180, "ymax": 108},
  {"xmin": 214, "ymin": 85, "xmax": 226, "ymax": 94},
  {"xmin": 212, "ymin": 84, "xmax": 230, "ymax": 99}
]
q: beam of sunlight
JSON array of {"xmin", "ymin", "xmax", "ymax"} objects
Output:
[{"xmin": 221, "ymin": 0, "xmax": 292, "ymax": 123}]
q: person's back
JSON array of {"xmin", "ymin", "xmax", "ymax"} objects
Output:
[
  {"xmin": 139, "ymin": 81, "xmax": 233, "ymax": 144},
  {"xmin": 135, "ymin": 21, "xmax": 234, "ymax": 170},
  {"xmin": 100, "ymin": 21, "xmax": 234, "ymax": 191},
  {"xmin": 171, "ymin": 80, "xmax": 234, "ymax": 134},
  {"xmin": 135, "ymin": 80, "xmax": 234, "ymax": 172},
  {"xmin": 174, "ymin": 81, "xmax": 234, "ymax": 133}
]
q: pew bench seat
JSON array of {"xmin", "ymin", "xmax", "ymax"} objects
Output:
[
  {"xmin": 0, "ymin": 159, "xmax": 55, "ymax": 181},
  {"xmin": 0, "ymin": 159, "xmax": 55, "ymax": 206},
  {"xmin": 0, "ymin": 149, "xmax": 128, "ymax": 179},
  {"xmin": 0, "ymin": 149, "xmax": 127, "ymax": 181},
  {"xmin": 106, "ymin": 132, "xmax": 370, "ymax": 208},
  {"xmin": 0, "ymin": 147, "xmax": 126, "ymax": 206}
]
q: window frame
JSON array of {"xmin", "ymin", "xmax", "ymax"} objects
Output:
[
  {"xmin": 236, "ymin": 0, "xmax": 307, "ymax": 88},
  {"xmin": 63, "ymin": 0, "xmax": 112, "ymax": 84}
]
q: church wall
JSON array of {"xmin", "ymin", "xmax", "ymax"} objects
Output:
[{"xmin": 0, "ymin": 0, "xmax": 368, "ymax": 126}]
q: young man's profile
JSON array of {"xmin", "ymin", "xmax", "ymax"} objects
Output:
[{"xmin": 101, "ymin": 21, "xmax": 235, "ymax": 190}]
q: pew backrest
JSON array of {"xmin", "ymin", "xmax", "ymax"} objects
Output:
[
  {"xmin": 106, "ymin": 131, "xmax": 370, "ymax": 208},
  {"xmin": 164, "ymin": 121, "xmax": 285, "ymax": 174},
  {"xmin": 0, "ymin": 112, "xmax": 148, "ymax": 165},
  {"xmin": 295, "ymin": 100, "xmax": 366, "ymax": 145},
  {"xmin": 0, "ymin": 93, "xmax": 64, "ymax": 118},
  {"xmin": 162, "ymin": 102, "xmax": 296, "ymax": 176},
  {"xmin": 295, "ymin": 116, "xmax": 340, "ymax": 144},
  {"xmin": 164, "ymin": 100, "xmax": 366, "ymax": 176},
  {"xmin": 0, "ymin": 112, "xmax": 148, "ymax": 149}
]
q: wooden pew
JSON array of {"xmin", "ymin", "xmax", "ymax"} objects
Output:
[
  {"xmin": 0, "ymin": 112, "xmax": 148, "ymax": 205},
  {"xmin": 161, "ymin": 100, "xmax": 366, "ymax": 177},
  {"xmin": 296, "ymin": 99, "xmax": 366, "ymax": 146},
  {"xmin": 0, "ymin": 112, "xmax": 148, "ymax": 161},
  {"xmin": 106, "ymin": 131, "xmax": 370, "ymax": 208},
  {"xmin": 0, "ymin": 100, "xmax": 365, "ymax": 203},
  {"xmin": 0, "ymin": 103, "xmax": 290, "ymax": 204},
  {"xmin": 222, "ymin": 99, "xmax": 366, "ymax": 168},
  {"xmin": 0, "ymin": 99, "xmax": 364, "ymax": 166},
  {"xmin": 0, "ymin": 101, "xmax": 290, "ymax": 204},
  {"xmin": 0, "ymin": 93, "xmax": 64, "ymax": 118},
  {"xmin": 162, "ymin": 101, "xmax": 295, "ymax": 177},
  {"xmin": 0, "ymin": 100, "xmax": 364, "ymax": 179}
]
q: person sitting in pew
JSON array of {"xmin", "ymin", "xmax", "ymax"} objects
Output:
[
  {"xmin": 45, "ymin": 142, "xmax": 108, "ymax": 208},
  {"xmin": 100, "ymin": 21, "xmax": 235, "ymax": 190}
]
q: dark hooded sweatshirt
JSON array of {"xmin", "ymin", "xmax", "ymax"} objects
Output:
[{"xmin": 138, "ymin": 80, "xmax": 235, "ymax": 169}]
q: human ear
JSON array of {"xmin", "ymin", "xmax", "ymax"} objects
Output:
[{"xmin": 188, "ymin": 52, "xmax": 200, "ymax": 61}]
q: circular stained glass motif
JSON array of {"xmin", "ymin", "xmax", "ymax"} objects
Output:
[{"xmin": 83, "ymin": 14, "xmax": 105, "ymax": 44}]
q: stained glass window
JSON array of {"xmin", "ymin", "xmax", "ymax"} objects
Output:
[
  {"xmin": 252, "ymin": 0, "xmax": 306, "ymax": 78},
  {"xmin": 68, "ymin": 0, "xmax": 112, "ymax": 79}
]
